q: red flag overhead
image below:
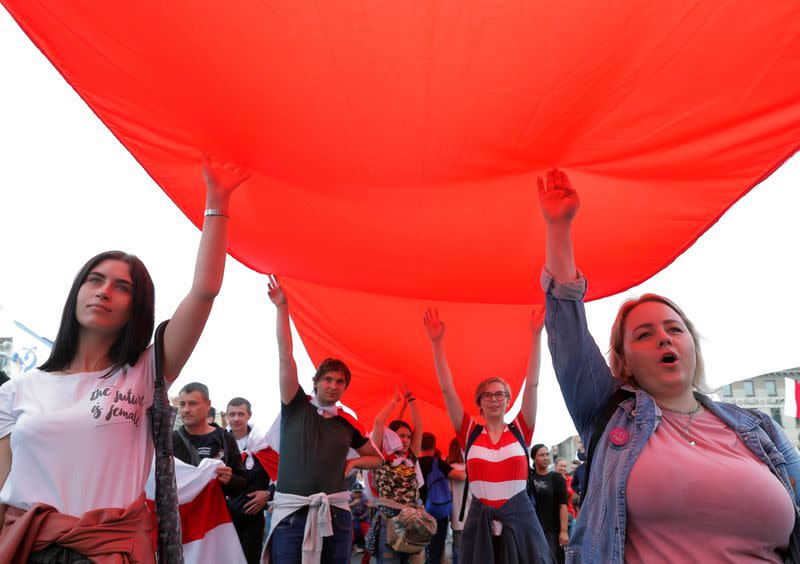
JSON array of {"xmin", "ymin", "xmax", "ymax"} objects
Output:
[{"xmin": 4, "ymin": 2, "xmax": 800, "ymax": 440}]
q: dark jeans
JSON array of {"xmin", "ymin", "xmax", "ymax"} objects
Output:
[
  {"xmin": 544, "ymin": 529, "xmax": 565, "ymax": 564},
  {"xmin": 270, "ymin": 506, "xmax": 352, "ymax": 564},
  {"xmin": 425, "ymin": 517, "xmax": 448, "ymax": 564},
  {"xmin": 232, "ymin": 512, "xmax": 266, "ymax": 564}
]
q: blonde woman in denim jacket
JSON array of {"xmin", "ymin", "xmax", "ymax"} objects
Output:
[{"xmin": 538, "ymin": 168, "xmax": 800, "ymax": 563}]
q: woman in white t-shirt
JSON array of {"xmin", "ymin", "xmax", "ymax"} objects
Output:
[{"xmin": 0, "ymin": 155, "xmax": 249, "ymax": 563}]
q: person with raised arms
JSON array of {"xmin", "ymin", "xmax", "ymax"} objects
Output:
[
  {"xmin": 367, "ymin": 386, "xmax": 425, "ymax": 563},
  {"xmin": 423, "ymin": 307, "xmax": 554, "ymax": 563},
  {"xmin": 0, "ymin": 154, "xmax": 248, "ymax": 562},
  {"xmin": 265, "ymin": 276, "xmax": 381, "ymax": 564},
  {"xmin": 537, "ymin": 167, "xmax": 800, "ymax": 562}
]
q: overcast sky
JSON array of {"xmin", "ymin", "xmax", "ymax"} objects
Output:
[{"xmin": 1, "ymin": 8, "xmax": 798, "ymax": 445}]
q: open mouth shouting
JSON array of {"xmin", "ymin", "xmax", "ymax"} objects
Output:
[{"xmin": 659, "ymin": 352, "xmax": 678, "ymax": 366}]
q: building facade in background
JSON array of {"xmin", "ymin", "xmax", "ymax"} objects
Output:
[
  {"xmin": 550, "ymin": 367, "xmax": 800, "ymax": 465},
  {"xmin": 715, "ymin": 367, "xmax": 800, "ymax": 447}
]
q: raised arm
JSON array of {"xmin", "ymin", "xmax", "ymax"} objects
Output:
[
  {"xmin": 538, "ymin": 168, "xmax": 617, "ymax": 439},
  {"xmin": 162, "ymin": 154, "xmax": 249, "ymax": 383},
  {"xmin": 268, "ymin": 275, "xmax": 299, "ymax": 405},
  {"xmin": 538, "ymin": 168, "xmax": 579, "ymax": 283},
  {"xmin": 372, "ymin": 388, "xmax": 404, "ymax": 451},
  {"xmin": 423, "ymin": 308, "xmax": 464, "ymax": 431},
  {"xmin": 405, "ymin": 384, "xmax": 424, "ymax": 455},
  {"xmin": 519, "ymin": 306, "xmax": 545, "ymax": 430},
  {"xmin": 345, "ymin": 441, "xmax": 383, "ymax": 477}
]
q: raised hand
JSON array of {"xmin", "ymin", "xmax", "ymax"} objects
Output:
[
  {"xmin": 423, "ymin": 308, "xmax": 445, "ymax": 342},
  {"xmin": 402, "ymin": 382, "xmax": 413, "ymax": 402},
  {"xmin": 537, "ymin": 168, "xmax": 579, "ymax": 224},
  {"xmin": 530, "ymin": 305, "xmax": 545, "ymax": 333},
  {"xmin": 267, "ymin": 274, "xmax": 287, "ymax": 307},
  {"xmin": 202, "ymin": 153, "xmax": 251, "ymax": 197}
]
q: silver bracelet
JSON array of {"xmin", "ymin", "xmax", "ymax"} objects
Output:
[{"xmin": 204, "ymin": 208, "xmax": 229, "ymax": 219}]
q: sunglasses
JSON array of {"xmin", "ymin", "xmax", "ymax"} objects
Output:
[{"xmin": 479, "ymin": 391, "xmax": 508, "ymax": 402}]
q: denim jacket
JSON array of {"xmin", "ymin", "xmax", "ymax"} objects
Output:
[{"xmin": 542, "ymin": 271, "xmax": 800, "ymax": 564}]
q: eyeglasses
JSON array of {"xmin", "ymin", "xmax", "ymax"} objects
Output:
[{"xmin": 479, "ymin": 391, "xmax": 508, "ymax": 402}]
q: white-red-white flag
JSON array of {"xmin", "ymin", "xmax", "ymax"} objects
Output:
[
  {"xmin": 238, "ymin": 425, "xmax": 280, "ymax": 480},
  {"xmin": 146, "ymin": 458, "xmax": 247, "ymax": 564}
]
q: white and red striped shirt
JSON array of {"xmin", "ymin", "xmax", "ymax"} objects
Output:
[{"xmin": 457, "ymin": 413, "xmax": 532, "ymax": 509}]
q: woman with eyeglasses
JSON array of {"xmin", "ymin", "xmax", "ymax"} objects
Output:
[{"xmin": 423, "ymin": 307, "xmax": 554, "ymax": 564}]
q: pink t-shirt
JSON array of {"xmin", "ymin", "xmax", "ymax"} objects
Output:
[{"xmin": 625, "ymin": 409, "xmax": 795, "ymax": 563}]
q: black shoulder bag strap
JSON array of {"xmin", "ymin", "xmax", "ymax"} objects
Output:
[
  {"xmin": 583, "ymin": 387, "xmax": 634, "ymax": 500},
  {"xmin": 148, "ymin": 320, "xmax": 184, "ymax": 563},
  {"xmin": 177, "ymin": 426, "xmax": 201, "ymax": 467},
  {"xmin": 507, "ymin": 421, "xmax": 530, "ymax": 463},
  {"xmin": 459, "ymin": 423, "xmax": 484, "ymax": 521}
]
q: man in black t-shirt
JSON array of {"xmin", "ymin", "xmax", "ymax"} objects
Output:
[
  {"xmin": 530, "ymin": 444, "xmax": 568, "ymax": 564},
  {"xmin": 418, "ymin": 432, "xmax": 466, "ymax": 564},
  {"xmin": 267, "ymin": 277, "xmax": 381, "ymax": 563},
  {"xmin": 172, "ymin": 382, "xmax": 247, "ymax": 498}
]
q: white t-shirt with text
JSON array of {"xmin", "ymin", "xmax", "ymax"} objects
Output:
[{"xmin": 0, "ymin": 347, "xmax": 156, "ymax": 517}]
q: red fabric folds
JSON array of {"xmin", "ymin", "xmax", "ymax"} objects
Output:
[{"xmin": 2, "ymin": 2, "xmax": 800, "ymax": 439}]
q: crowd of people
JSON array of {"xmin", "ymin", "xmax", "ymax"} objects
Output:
[{"xmin": 0, "ymin": 162, "xmax": 798, "ymax": 564}]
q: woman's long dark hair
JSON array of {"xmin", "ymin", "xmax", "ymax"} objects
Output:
[{"xmin": 39, "ymin": 251, "xmax": 155, "ymax": 376}]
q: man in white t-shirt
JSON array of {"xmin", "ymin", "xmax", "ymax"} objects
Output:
[{"xmin": 172, "ymin": 382, "xmax": 247, "ymax": 498}]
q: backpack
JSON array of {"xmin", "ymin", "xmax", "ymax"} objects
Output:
[
  {"xmin": 424, "ymin": 457, "xmax": 453, "ymax": 520},
  {"xmin": 460, "ymin": 421, "xmax": 530, "ymax": 520}
]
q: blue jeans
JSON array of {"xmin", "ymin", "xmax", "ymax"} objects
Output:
[{"xmin": 270, "ymin": 506, "xmax": 352, "ymax": 563}]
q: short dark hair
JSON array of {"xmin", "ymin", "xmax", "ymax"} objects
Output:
[
  {"xmin": 40, "ymin": 251, "xmax": 154, "ymax": 377},
  {"xmin": 313, "ymin": 358, "xmax": 352, "ymax": 391},
  {"xmin": 421, "ymin": 432, "xmax": 436, "ymax": 451},
  {"xmin": 227, "ymin": 397, "xmax": 252, "ymax": 414},
  {"xmin": 180, "ymin": 382, "xmax": 210, "ymax": 401}
]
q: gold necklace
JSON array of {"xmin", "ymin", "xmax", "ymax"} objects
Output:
[{"xmin": 661, "ymin": 401, "xmax": 702, "ymax": 446}]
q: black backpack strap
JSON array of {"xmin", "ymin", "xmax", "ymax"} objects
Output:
[
  {"xmin": 583, "ymin": 388, "xmax": 634, "ymax": 500},
  {"xmin": 507, "ymin": 421, "xmax": 530, "ymax": 465},
  {"xmin": 177, "ymin": 427, "xmax": 201, "ymax": 467},
  {"xmin": 459, "ymin": 423, "xmax": 484, "ymax": 521}
]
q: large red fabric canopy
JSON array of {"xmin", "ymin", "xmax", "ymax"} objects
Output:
[{"xmin": 4, "ymin": 1, "xmax": 800, "ymax": 442}]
